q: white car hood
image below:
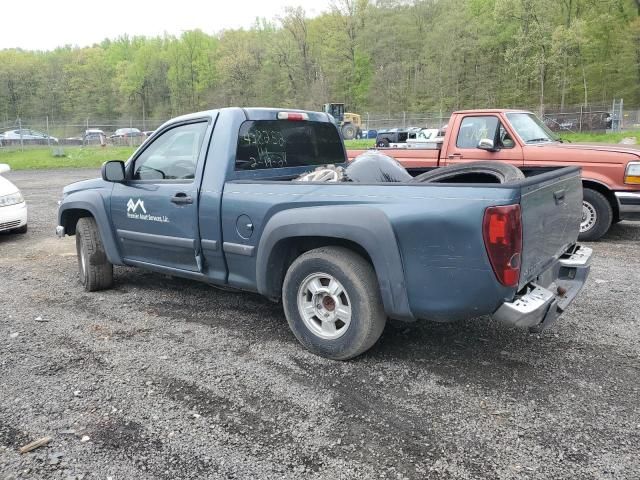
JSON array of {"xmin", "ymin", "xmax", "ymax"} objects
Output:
[{"xmin": 0, "ymin": 175, "xmax": 20, "ymax": 196}]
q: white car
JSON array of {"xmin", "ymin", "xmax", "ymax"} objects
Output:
[
  {"xmin": 0, "ymin": 164, "xmax": 27, "ymax": 234},
  {"xmin": 1, "ymin": 129, "xmax": 58, "ymax": 144}
]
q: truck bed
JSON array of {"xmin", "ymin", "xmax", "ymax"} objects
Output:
[{"xmin": 222, "ymin": 166, "xmax": 582, "ymax": 322}]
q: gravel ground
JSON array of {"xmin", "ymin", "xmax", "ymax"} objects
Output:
[{"xmin": 1, "ymin": 169, "xmax": 639, "ymax": 480}]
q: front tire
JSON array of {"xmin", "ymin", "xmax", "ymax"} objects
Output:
[
  {"xmin": 342, "ymin": 124, "xmax": 357, "ymax": 140},
  {"xmin": 579, "ymin": 189, "xmax": 612, "ymax": 241},
  {"xmin": 282, "ymin": 247, "xmax": 386, "ymax": 360},
  {"xmin": 75, "ymin": 217, "xmax": 113, "ymax": 291}
]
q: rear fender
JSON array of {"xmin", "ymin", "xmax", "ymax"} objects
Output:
[{"xmin": 256, "ymin": 206, "xmax": 414, "ymax": 321}]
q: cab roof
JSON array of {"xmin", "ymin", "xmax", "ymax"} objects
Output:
[{"xmin": 167, "ymin": 107, "xmax": 333, "ymax": 124}]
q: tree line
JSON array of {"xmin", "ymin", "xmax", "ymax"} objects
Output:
[{"xmin": 1, "ymin": 0, "xmax": 639, "ymax": 125}]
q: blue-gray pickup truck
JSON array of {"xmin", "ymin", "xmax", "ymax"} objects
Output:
[{"xmin": 57, "ymin": 108, "xmax": 592, "ymax": 359}]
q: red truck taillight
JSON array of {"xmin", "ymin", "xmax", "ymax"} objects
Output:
[{"xmin": 482, "ymin": 204, "xmax": 522, "ymax": 288}]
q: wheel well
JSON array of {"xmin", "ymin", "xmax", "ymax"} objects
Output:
[
  {"xmin": 582, "ymin": 181, "xmax": 618, "ymax": 221},
  {"xmin": 61, "ymin": 209, "xmax": 93, "ymax": 235},
  {"xmin": 265, "ymin": 236, "xmax": 374, "ymax": 299}
]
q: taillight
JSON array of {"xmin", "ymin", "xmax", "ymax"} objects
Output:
[
  {"xmin": 482, "ymin": 204, "xmax": 522, "ymax": 288},
  {"xmin": 277, "ymin": 112, "xmax": 309, "ymax": 121}
]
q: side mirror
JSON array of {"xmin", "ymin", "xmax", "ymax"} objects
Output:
[
  {"xmin": 102, "ymin": 160, "xmax": 125, "ymax": 182},
  {"xmin": 477, "ymin": 138, "xmax": 497, "ymax": 151},
  {"xmin": 0, "ymin": 163, "xmax": 10, "ymax": 175}
]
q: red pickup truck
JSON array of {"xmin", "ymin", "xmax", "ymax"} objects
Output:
[{"xmin": 348, "ymin": 109, "xmax": 640, "ymax": 240}]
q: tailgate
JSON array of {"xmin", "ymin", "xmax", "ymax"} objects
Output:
[{"xmin": 518, "ymin": 167, "xmax": 583, "ymax": 290}]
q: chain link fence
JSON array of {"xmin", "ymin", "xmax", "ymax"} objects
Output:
[
  {"xmin": 0, "ymin": 118, "xmax": 164, "ymax": 150},
  {"xmin": 2, "ymin": 104, "xmax": 639, "ymax": 150},
  {"xmin": 361, "ymin": 103, "xmax": 640, "ymax": 135}
]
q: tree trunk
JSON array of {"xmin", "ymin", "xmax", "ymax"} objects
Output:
[{"xmin": 539, "ymin": 61, "xmax": 545, "ymax": 116}]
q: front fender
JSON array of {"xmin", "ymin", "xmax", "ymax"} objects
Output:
[
  {"xmin": 256, "ymin": 206, "xmax": 414, "ymax": 321},
  {"xmin": 58, "ymin": 191, "xmax": 123, "ymax": 265}
]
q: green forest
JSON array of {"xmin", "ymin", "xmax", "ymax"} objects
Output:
[{"xmin": 1, "ymin": 0, "xmax": 639, "ymax": 124}]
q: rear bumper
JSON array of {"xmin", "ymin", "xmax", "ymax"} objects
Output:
[
  {"xmin": 615, "ymin": 191, "xmax": 640, "ymax": 221},
  {"xmin": 492, "ymin": 245, "xmax": 592, "ymax": 330}
]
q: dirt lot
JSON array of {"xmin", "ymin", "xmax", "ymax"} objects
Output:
[{"xmin": 1, "ymin": 169, "xmax": 639, "ymax": 480}]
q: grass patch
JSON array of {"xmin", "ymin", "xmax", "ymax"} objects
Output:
[
  {"xmin": 344, "ymin": 139, "xmax": 375, "ymax": 149},
  {"xmin": 0, "ymin": 146, "xmax": 135, "ymax": 170},
  {"xmin": 558, "ymin": 130, "xmax": 639, "ymax": 144}
]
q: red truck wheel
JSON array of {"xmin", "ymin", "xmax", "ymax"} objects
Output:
[{"xmin": 579, "ymin": 189, "xmax": 612, "ymax": 241}]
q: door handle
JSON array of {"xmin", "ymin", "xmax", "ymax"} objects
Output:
[
  {"xmin": 171, "ymin": 193, "xmax": 193, "ymax": 205},
  {"xmin": 448, "ymin": 153, "xmax": 463, "ymax": 159}
]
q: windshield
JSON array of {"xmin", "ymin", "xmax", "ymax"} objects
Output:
[{"xmin": 506, "ymin": 113, "xmax": 557, "ymax": 144}]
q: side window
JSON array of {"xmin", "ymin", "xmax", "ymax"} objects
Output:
[
  {"xmin": 133, "ymin": 122, "xmax": 208, "ymax": 181},
  {"xmin": 456, "ymin": 116, "xmax": 499, "ymax": 148}
]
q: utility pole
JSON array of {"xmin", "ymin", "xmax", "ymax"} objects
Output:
[{"xmin": 19, "ymin": 118, "xmax": 23, "ymax": 151}]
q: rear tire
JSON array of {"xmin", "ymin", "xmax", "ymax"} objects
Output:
[
  {"xmin": 579, "ymin": 188, "xmax": 612, "ymax": 241},
  {"xmin": 75, "ymin": 217, "xmax": 113, "ymax": 291},
  {"xmin": 282, "ymin": 247, "xmax": 386, "ymax": 360},
  {"xmin": 411, "ymin": 161, "xmax": 524, "ymax": 184},
  {"xmin": 377, "ymin": 138, "xmax": 390, "ymax": 148}
]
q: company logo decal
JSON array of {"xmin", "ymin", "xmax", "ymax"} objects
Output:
[
  {"xmin": 126, "ymin": 198, "xmax": 169, "ymax": 223},
  {"xmin": 127, "ymin": 198, "xmax": 147, "ymax": 214}
]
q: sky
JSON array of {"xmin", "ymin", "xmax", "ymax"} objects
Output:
[{"xmin": 0, "ymin": 0, "xmax": 332, "ymax": 51}]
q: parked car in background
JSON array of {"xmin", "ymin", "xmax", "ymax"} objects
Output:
[
  {"xmin": 387, "ymin": 128, "xmax": 447, "ymax": 149},
  {"xmin": 348, "ymin": 109, "xmax": 640, "ymax": 240},
  {"xmin": 376, "ymin": 128, "xmax": 410, "ymax": 147},
  {"xmin": 84, "ymin": 129, "xmax": 106, "ymax": 146},
  {"xmin": 143, "ymin": 130, "xmax": 155, "ymax": 137},
  {"xmin": 110, "ymin": 128, "xmax": 142, "ymax": 139},
  {"xmin": 365, "ymin": 129, "xmax": 377, "ymax": 139},
  {"xmin": 64, "ymin": 129, "xmax": 107, "ymax": 146},
  {"xmin": 0, "ymin": 164, "xmax": 27, "ymax": 234},
  {"xmin": 1, "ymin": 129, "xmax": 58, "ymax": 145},
  {"xmin": 111, "ymin": 127, "xmax": 144, "ymax": 146}
]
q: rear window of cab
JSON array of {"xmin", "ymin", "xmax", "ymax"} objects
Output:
[{"xmin": 235, "ymin": 120, "xmax": 345, "ymax": 170}]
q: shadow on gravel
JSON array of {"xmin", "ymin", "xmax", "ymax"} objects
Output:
[
  {"xmin": 368, "ymin": 319, "xmax": 640, "ymax": 404},
  {"xmin": 0, "ymin": 414, "xmax": 30, "ymax": 449},
  {"xmin": 598, "ymin": 221, "xmax": 640, "ymax": 242},
  {"xmin": 108, "ymin": 264, "xmax": 640, "ymax": 409},
  {"xmin": 112, "ymin": 268, "xmax": 289, "ymax": 344},
  {"xmin": 0, "ymin": 230, "xmax": 28, "ymax": 244}
]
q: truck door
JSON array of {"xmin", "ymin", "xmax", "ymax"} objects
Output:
[
  {"xmin": 110, "ymin": 120, "xmax": 210, "ymax": 272},
  {"xmin": 445, "ymin": 114, "xmax": 523, "ymax": 167}
]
